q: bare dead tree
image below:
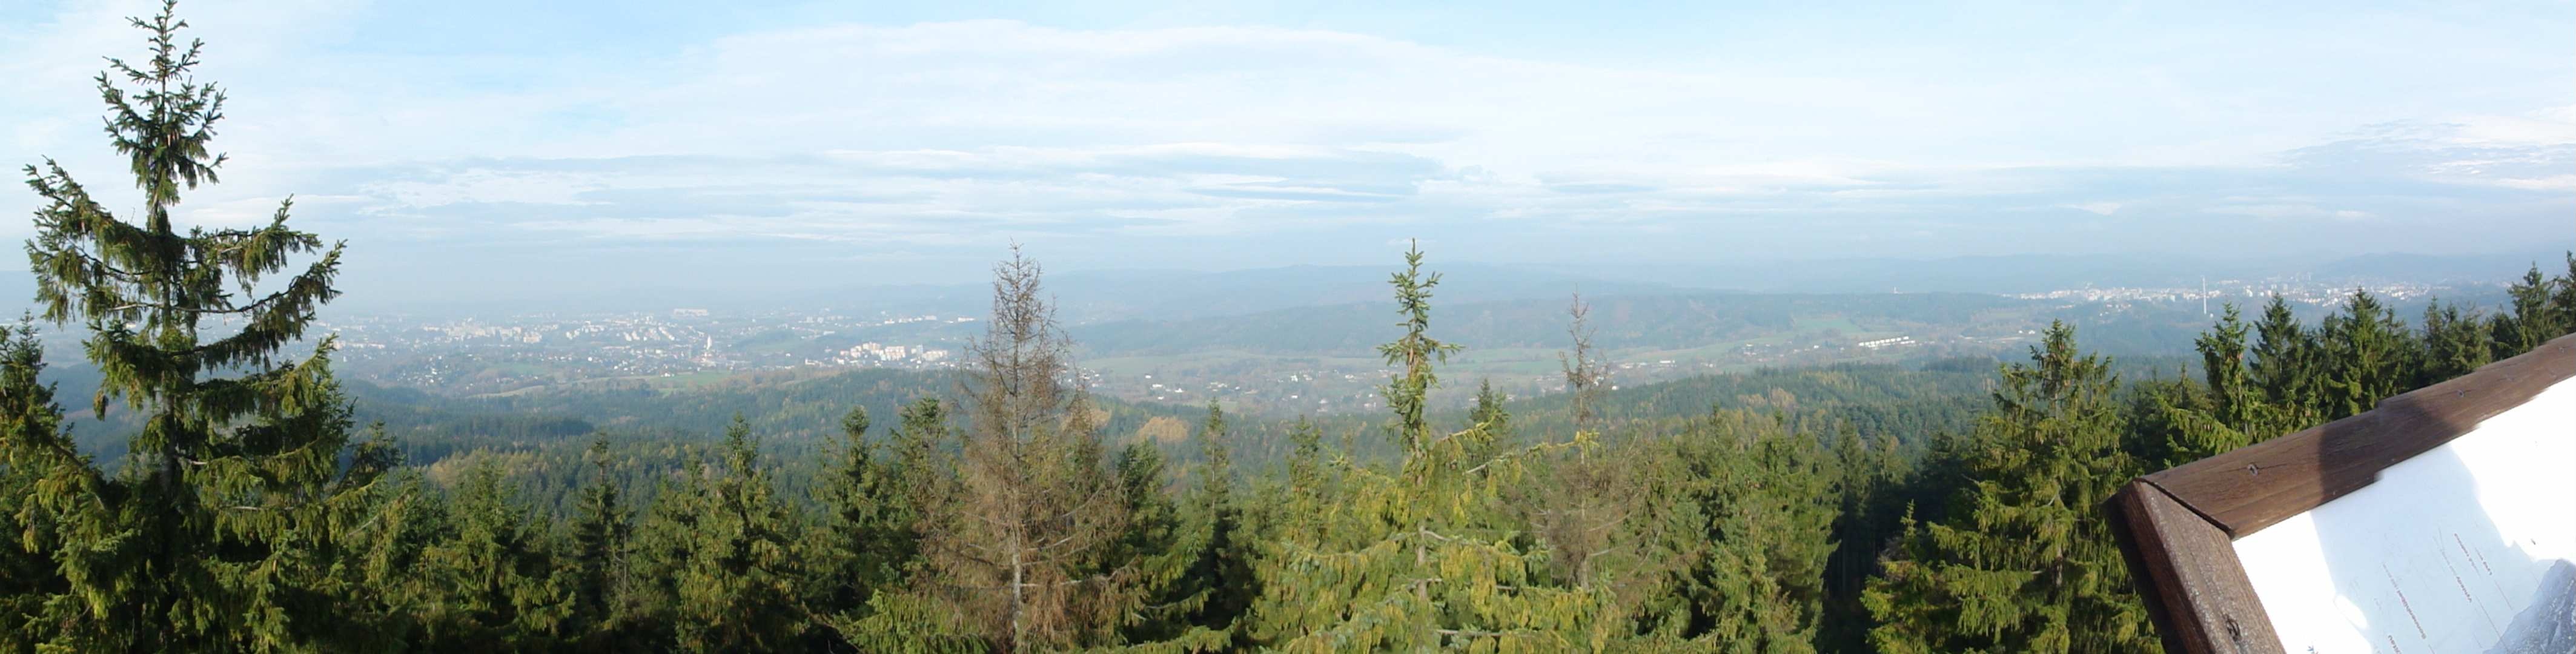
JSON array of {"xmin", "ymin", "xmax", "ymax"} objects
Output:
[
  {"xmin": 1535, "ymin": 292, "xmax": 1637, "ymax": 589},
  {"xmin": 918, "ymin": 245, "xmax": 1129, "ymax": 652},
  {"xmin": 1559, "ymin": 293, "xmax": 1608, "ymax": 435}
]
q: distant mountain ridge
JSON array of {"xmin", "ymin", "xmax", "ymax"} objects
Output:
[
  {"xmin": 1535, "ymin": 250, "xmax": 2571, "ymax": 294},
  {"xmin": 1068, "ymin": 291, "xmax": 2028, "ymax": 356},
  {"xmin": 3, "ymin": 249, "xmax": 2555, "ymax": 322},
  {"xmin": 800, "ymin": 262, "xmax": 1683, "ymax": 324}
]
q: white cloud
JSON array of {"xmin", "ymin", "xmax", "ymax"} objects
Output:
[
  {"xmin": 0, "ymin": 4, "xmax": 2568, "ymax": 278},
  {"xmin": 2208, "ymin": 204, "xmax": 2377, "ymax": 222}
]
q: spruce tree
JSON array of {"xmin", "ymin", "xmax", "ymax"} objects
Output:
[
  {"xmin": 2555, "ymin": 253, "xmax": 2576, "ymax": 337},
  {"xmin": 1255, "ymin": 416, "xmax": 1335, "ymax": 549},
  {"xmin": 2248, "ymin": 295, "xmax": 2322, "ymax": 425},
  {"xmin": 1681, "ymin": 411, "xmax": 1838, "ymax": 652},
  {"xmin": 1863, "ymin": 322, "xmax": 2154, "ymax": 654},
  {"xmin": 2417, "ymin": 299, "xmax": 2494, "ymax": 385},
  {"xmin": 2196, "ymin": 304, "xmax": 2259, "ymax": 431},
  {"xmin": 628, "ymin": 457, "xmax": 704, "ymax": 647},
  {"xmin": 1558, "ymin": 294, "xmax": 1609, "ymax": 434},
  {"xmin": 627, "ymin": 417, "xmax": 806, "ymax": 650},
  {"xmin": 829, "ymin": 396, "xmax": 978, "ymax": 650},
  {"xmin": 565, "ymin": 434, "xmax": 632, "ymax": 646},
  {"xmin": 1108, "ymin": 439, "xmax": 1185, "ymax": 640},
  {"xmin": 2151, "ymin": 303, "xmax": 2299, "ymax": 466},
  {"xmin": 667, "ymin": 415, "xmax": 806, "ymax": 650},
  {"xmin": 1821, "ymin": 428, "xmax": 1910, "ymax": 652},
  {"xmin": 1178, "ymin": 401, "xmax": 1256, "ymax": 639},
  {"xmin": 309, "ymin": 437, "xmax": 432, "ymax": 650},
  {"xmin": 0, "ymin": 322, "xmax": 68, "ymax": 650},
  {"xmin": 807, "ymin": 405, "xmax": 918, "ymax": 640},
  {"xmin": 2494, "ymin": 264, "xmax": 2562, "ymax": 358},
  {"xmin": 1245, "ymin": 243, "xmax": 1617, "ymax": 651},
  {"xmin": 1603, "ymin": 408, "xmax": 1841, "ymax": 652},
  {"xmin": 2126, "ymin": 374, "xmax": 2208, "ymax": 470},
  {"xmin": 1468, "ymin": 378, "xmax": 1514, "ymax": 455},
  {"xmin": 417, "ymin": 463, "xmax": 570, "ymax": 648},
  {"xmin": 1530, "ymin": 293, "xmax": 1636, "ymax": 594},
  {"xmin": 916, "ymin": 246, "xmax": 1130, "ymax": 651},
  {"xmin": 2319, "ymin": 289, "xmax": 2415, "ymax": 420},
  {"xmin": 1116, "ymin": 400, "xmax": 1256, "ymax": 649},
  {"xmin": 889, "ymin": 397, "xmax": 952, "ymax": 527},
  {"xmin": 12, "ymin": 2, "xmax": 369, "ymax": 649}
]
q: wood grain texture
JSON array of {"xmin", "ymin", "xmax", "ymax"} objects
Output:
[
  {"xmin": 2114, "ymin": 481, "xmax": 2283, "ymax": 654},
  {"xmin": 2144, "ymin": 333, "xmax": 2576, "ymax": 537}
]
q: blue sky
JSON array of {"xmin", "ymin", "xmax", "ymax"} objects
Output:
[{"xmin": 2, "ymin": 1, "xmax": 2570, "ymax": 302}]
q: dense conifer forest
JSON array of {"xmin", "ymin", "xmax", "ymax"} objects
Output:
[{"xmin": 6, "ymin": 5, "xmax": 2576, "ymax": 652}]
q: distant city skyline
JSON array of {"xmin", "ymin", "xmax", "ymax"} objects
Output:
[{"xmin": 2, "ymin": 1, "xmax": 2569, "ymax": 305}]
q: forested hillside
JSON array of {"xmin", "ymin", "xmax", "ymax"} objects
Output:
[{"xmin": 6, "ymin": 7, "xmax": 2576, "ymax": 653}]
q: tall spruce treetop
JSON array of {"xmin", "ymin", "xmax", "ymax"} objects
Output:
[
  {"xmin": 2248, "ymin": 294, "xmax": 2320, "ymax": 426},
  {"xmin": 2557, "ymin": 253, "xmax": 2576, "ymax": 333},
  {"xmin": 2320, "ymin": 289, "xmax": 2414, "ymax": 420},
  {"xmin": 1247, "ymin": 245, "xmax": 1615, "ymax": 651},
  {"xmin": 2500, "ymin": 264, "xmax": 2563, "ymax": 355},
  {"xmin": 2417, "ymin": 299, "xmax": 2494, "ymax": 386},
  {"xmin": 1378, "ymin": 240, "xmax": 1463, "ymax": 452},
  {"xmin": 1864, "ymin": 322, "xmax": 2154, "ymax": 654},
  {"xmin": 2196, "ymin": 303, "xmax": 2259, "ymax": 430},
  {"xmin": 566, "ymin": 434, "xmax": 631, "ymax": 640},
  {"xmin": 28, "ymin": 0, "xmax": 345, "ymax": 410},
  {"xmin": 2150, "ymin": 303, "xmax": 2291, "ymax": 466},
  {"xmin": 663, "ymin": 415, "xmax": 804, "ymax": 650},
  {"xmin": 13, "ymin": 2, "xmax": 357, "ymax": 650},
  {"xmin": 809, "ymin": 405, "xmax": 918, "ymax": 634}
]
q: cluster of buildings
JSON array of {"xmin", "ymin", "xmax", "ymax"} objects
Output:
[
  {"xmin": 2013, "ymin": 279, "xmax": 2449, "ymax": 314},
  {"xmin": 313, "ymin": 308, "xmax": 979, "ymax": 395},
  {"xmin": 826, "ymin": 342, "xmax": 951, "ymax": 366},
  {"xmin": 1856, "ymin": 335, "xmax": 1915, "ymax": 349}
]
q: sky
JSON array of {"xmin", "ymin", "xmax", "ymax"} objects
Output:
[{"xmin": 2, "ymin": 0, "xmax": 2571, "ymax": 305}]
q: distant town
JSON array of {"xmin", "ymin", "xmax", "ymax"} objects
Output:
[
  {"xmin": 320, "ymin": 309, "xmax": 974, "ymax": 394},
  {"xmin": 230, "ymin": 275, "xmax": 2511, "ymax": 412}
]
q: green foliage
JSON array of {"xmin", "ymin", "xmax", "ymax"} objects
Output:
[
  {"xmin": 2135, "ymin": 304, "xmax": 2302, "ymax": 468},
  {"xmin": 2493, "ymin": 263, "xmax": 2564, "ymax": 358},
  {"xmin": 2248, "ymin": 294, "xmax": 2323, "ymax": 428},
  {"xmin": 564, "ymin": 434, "xmax": 632, "ymax": 646},
  {"xmin": 1864, "ymin": 322, "xmax": 2155, "ymax": 654},
  {"xmin": 2417, "ymin": 299, "xmax": 2494, "ymax": 386},
  {"xmin": 1626, "ymin": 409, "xmax": 1841, "ymax": 652},
  {"xmin": 0, "ymin": 323, "xmax": 70, "ymax": 650},
  {"xmin": 2319, "ymin": 290, "xmax": 2418, "ymax": 420},
  {"xmin": 1378, "ymin": 240, "xmax": 1466, "ymax": 452},
  {"xmin": 11, "ymin": 15, "xmax": 2576, "ymax": 646},
  {"xmin": 6, "ymin": 4, "xmax": 377, "ymax": 649},
  {"xmin": 805, "ymin": 405, "xmax": 917, "ymax": 642},
  {"xmin": 632, "ymin": 415, "xmax": 807, "ymax": 650},
  {"xmin": 1178, "ymin": 402, "xmax": 1257, "ymax": 639},
  {"xmin": 1247, "ymin": 246, "xmax": 1618, "ymax": 652},
  {"xmin": 1820, "ymin": 428, "xmax": 1911, "ymax": 652},
  {"xmin": 1469, "ymin": 379, "xmax": 1514, "ymax": 448},
  {"xmin": 417, "ymin": 463, "xmax": 571, "ymax": 647},
  {"xmin": 1115, "ymin": 401, "xmax": 1260, "ymax": 650},
  {"xmin": 2557, "ymin": 253, "xmax": 2576, "ymax": 335}
]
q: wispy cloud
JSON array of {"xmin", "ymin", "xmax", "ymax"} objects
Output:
[{"xmin": 0, "ymin": 1, "xmax": 2568, "ymax": 294}]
